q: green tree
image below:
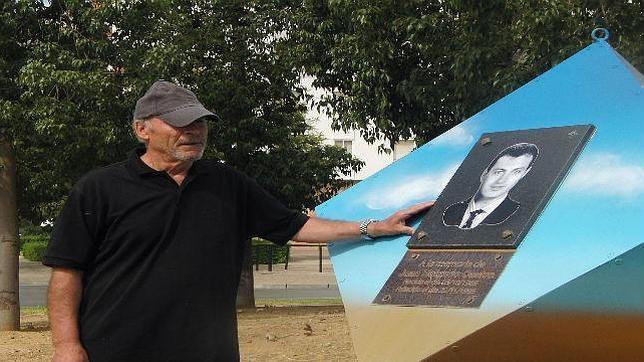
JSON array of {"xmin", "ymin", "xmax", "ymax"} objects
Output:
[
  {"xmin": 292, "ymin": 0, "xmax": 644, "ymax": 146},
  {"xmin": 1, "ymin": 0, "xmax": 362, "ymax": 227},
  {"xmin": 106, "ymin": 0, "xmax": 362, "ymax": 209},
  {"xmin": 0, "ymin": 0, "xmax": 34, "ymax": 330},
  {"xmin": 2, "ymin": 0, "xmax": 134, "ymax": 224}
]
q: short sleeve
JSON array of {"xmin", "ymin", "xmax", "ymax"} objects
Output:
[
  {"xmin": 243, "ymin": 176, "xmax": 309, "ymax": 246},
  {"xmin": 42, "ymin": 184, "xmax": 101, "ymax": 270}
]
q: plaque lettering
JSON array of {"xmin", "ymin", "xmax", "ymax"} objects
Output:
[{"xmin": 374, "ymin": 250, "xmax": 512, "ymax": 307}]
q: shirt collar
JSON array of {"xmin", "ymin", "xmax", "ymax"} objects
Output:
[{"xmin": 126, "ymin": 147, "xmax": 209, "ymax": 177}]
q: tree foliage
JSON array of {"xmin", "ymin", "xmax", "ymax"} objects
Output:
[
  {"xmin": 0, "ymin": 0, "xmax": 362, "ymax": 224},
  {"xmin": 292, "ymin": 0, "xmax": 644, "ymax": 147},
  {"xmin": 2, "ymin": 0, "xmax": 134, "ymax": 223},
  {"xmin": 4, "ymin": 0, "xmax": 642, "ymax": 224}
]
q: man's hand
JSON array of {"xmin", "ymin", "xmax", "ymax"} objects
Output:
[
  {"xmin": 368, "ymin": 201, "xmax": 435, "ymax": 237},
  {"xmin": 292, "ymin": 201, "xmax": 434, "ymax": 243},
  {"xmin": 53, "ymin": 342, "xmax": 89, "ymax": 362}
]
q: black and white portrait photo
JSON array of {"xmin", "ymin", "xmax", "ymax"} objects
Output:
[
  {"xmin": 442, "ymin": 143, "xmax": 540, "ymax": 229},
  {"xmin": 406, "ymin": 125, "xmax": 594, "ymax": 249}
]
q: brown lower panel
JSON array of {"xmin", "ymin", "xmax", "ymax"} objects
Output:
[{"xmin": 423, "ymin": 311, "xmax": 644, "ymax": 362}]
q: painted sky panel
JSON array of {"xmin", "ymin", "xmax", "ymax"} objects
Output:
[{"xmin": 319, "ymin": 39, "xmax": 644, "ymax": 312}]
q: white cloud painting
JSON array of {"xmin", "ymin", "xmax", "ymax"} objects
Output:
[
  {"xmin": 430, "ymin": 124, "xmax": 475, "ymax": 147},
  {"xmin": 363, "ymin": 164, "xmax": 459, "ymax": 210},
  {"xmin": 566, "ymin": 152, "xmax": 644, "ymax": 197}
]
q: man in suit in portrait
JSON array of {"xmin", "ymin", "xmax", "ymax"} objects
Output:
[{"xmin": 443, "ymin": 142, "xmax": 539, "ymax": 229}]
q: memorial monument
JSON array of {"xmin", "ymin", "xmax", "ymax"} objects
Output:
[{"xmin": 316, "ymin": 29, "xmax": 644, "ymax": 361}]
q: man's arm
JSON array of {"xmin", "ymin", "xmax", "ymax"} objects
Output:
[
  {"xmin": 48, "ymin": 267, "xmax": 89, "ymax": 362},
  {"xmin": 293, "ymin": 201, "xmax": 434, "ymax": 243}
]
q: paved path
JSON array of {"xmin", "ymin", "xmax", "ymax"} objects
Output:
[
  {"xmin": 19, "ymin": 256, "xmax": 53, "ymax": 307},
  {"xmin": 19, "ymin": 244, "xmax": 339, "ymax": 306}
]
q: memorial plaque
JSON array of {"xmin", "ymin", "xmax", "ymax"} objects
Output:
[
  {"xmin": 408, "ymin": 125, "xmax": 595, "ymax": 249},
  {"xmin": 374, "ymin": 250, "xmax": 513, "ymax": 307},
  {"xmin": 374, "ymin": 125, "xmax": 594, "ymax": 307}
]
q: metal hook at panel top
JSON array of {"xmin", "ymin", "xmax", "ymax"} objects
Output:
[{"xmin": 591, "ymin": 28, "xmax": 610, "ymax": 42}]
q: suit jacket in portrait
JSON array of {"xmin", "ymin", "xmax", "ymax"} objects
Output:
[{"xmin": 442, "ymin": 197, "xmax": 520, "ymax": 228}]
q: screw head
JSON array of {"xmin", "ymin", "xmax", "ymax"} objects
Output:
[
  {"xmin": 501, "ymin": 230, "xmax": 514, "ymax": 239},
  {"xmin": 480, "ymin": 137, "xmax": 492, "ymax": 146},
  {"xmin": 417, "ymin": 231, "xmax": 427, "ymax": 240},
  {"xmin": 382, "ymin": 294, "xmax": 391, "ymax": 302}
]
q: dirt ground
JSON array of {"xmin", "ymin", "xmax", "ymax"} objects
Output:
[{"xmin": 0, "ymin": 306, "xmax": 356, "ymax": 361}]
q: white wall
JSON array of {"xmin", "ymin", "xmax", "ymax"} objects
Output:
[{"xmin": 302, "ymin": 76, "xmax": 415, "ymax": 181}]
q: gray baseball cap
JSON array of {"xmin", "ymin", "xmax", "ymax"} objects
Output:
[{"xmin": 133, "ymin": 80, "xmax": 217, "ymax": 127}]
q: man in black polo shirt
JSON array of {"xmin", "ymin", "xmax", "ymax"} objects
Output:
[{"xmin": 43, "ymin": 80, "xmax": 433, "ymax": 362}]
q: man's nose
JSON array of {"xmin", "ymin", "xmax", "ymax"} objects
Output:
[{"xmin": 496, "ymin": 173, "xmax": 511, "ymax": 184}]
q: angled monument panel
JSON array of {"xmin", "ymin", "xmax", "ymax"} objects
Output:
[{"xmin": 317, "ymin": 37, "xmax": 644, "ymax": 361}]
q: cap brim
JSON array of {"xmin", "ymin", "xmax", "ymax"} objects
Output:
[{"xmin": 157, "ymin": 105, "xmax": 218, "ymax": 127}]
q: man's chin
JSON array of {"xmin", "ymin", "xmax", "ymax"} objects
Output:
[
  {"xmin": 172, "ymin": 150, "xmax": 204, "ymax": 161},
  {"xmin": 476, "ymin": 192, "xmax": 507, "ymax": 201}
]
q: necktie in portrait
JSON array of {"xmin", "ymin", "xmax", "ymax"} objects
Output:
[{"xmin": 462, "ymin": 209, "xmax": 485, "ymax": 229}]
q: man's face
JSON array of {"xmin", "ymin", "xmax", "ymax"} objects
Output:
[
  {"xmin": 478, "ymin": 154, "xmax": 533, "ymax": 200},
  {"xmin": 143, "ymin": 117, "xmax": 208, "ymax": 162}
]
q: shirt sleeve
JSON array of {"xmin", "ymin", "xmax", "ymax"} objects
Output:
[
  {"xmin": 243, "ymin": 175, "xmax": 309, "ymax": 246},
  {"xmin": 42, "ymin": 183, "xmax": 101, "ymax": 270}
]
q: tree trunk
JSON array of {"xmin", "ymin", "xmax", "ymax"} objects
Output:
[
  {"xmin": 235, "ymin": 238, "xmax": 255, "ymax": 309},
  {"xmin": 0, "ymin": 134, "xmax": 19, "ymax": 330}
]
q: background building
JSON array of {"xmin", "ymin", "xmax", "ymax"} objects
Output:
[{"xmin": 303, "ymin": 77, "xmax": 415, "ymax": 181}]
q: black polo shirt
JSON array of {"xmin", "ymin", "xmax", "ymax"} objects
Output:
[{"xmin": 43, "ymin": 149, "xmax": 309, "ymax": 361}]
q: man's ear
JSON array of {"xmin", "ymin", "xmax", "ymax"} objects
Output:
[{"xmin": 133, "ymin": 120, "xmax": 150, "ymax": 143}]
